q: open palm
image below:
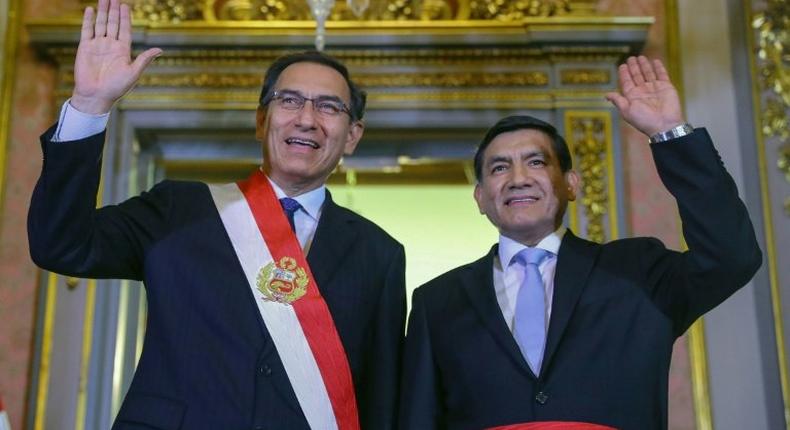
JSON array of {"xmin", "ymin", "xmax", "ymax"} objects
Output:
[
  {"xmin": 71, "ymin": 0, "xmax": 161, "ymax": 114},
  {"xmin": 606, "ymin": 56, "xmax": 685, "ymax": 137}
]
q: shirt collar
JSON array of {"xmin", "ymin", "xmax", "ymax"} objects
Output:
[
  {"xmin": 266, "ymin": 175, "xmax": 326, "ymax": 221},
  {"xmin": 498, "ymin": 226, "xmax": 566, "ymax": 268}
]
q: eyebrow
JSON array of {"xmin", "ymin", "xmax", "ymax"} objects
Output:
[
  {"xmin": 277, "ymin": 88, "xmax": 345, "ymax": 103},
  {"xmin": 485, "ymin": 150, "xmax": 546, "ymax": 166}
]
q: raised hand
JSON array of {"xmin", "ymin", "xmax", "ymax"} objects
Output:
[
  {"xmin": 70, "ymin": 0, "xmax": 162, "ymax": 114},
  {"xmin": 605, "ymin": 56, "xmax": 685, "ymax": 138}
]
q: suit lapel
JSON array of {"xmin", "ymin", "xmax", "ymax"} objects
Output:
[
  {"xmin": 541, "ymin": 231, "xmax": 599, "ymax": 373},
  {"xmin": 460, "ymin": 245, "xmax": 536, "ymax": 379},
  {"xmin": 306, "ymin": 191, "xmax": 358, "ymax": 290}
]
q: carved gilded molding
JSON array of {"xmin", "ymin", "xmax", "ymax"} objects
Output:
[
  {"xmin": 63, "ymin": 71, "xmax": 551, "ymax": 89},
  {"xmin": 120, "ymin": 0, "xmax": 597, "ymax": 24},
  {"xmin": 753, "ymin": 0, "xmax": 790, "ymax": 215},
  {"xmin": 564, "ymin": 111, "xmax": 616, "ymax": 243},
  {"xmin": 560, "ymin": 69, "xmax": 610, "ymax": 85}
]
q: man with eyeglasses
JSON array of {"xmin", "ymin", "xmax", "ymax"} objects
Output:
[{"xmin": 28, "ymin": 0, "xmax": 405, "ymax": 429}]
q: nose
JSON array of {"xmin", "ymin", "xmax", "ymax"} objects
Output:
[
  {"xmin": 509, "ymin": 164, "xmax": 534, "ymax": 188},
  {"xmin": 295, "ymin": 100, "xmax": 318, "ymax": 128}
]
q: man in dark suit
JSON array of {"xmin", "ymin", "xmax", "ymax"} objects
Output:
[
  {"xmin": 399, "ymin": 56, "xmax": 761, "ymax": 430},
  {"xmin": 28, "ymin": 0, "xmax": 405, "ymax": 429}
]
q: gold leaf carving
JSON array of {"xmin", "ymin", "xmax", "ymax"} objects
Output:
[
  {"xmin": 560, "ymin": 69, "xmax": 610, "ymax": 85},
  {"xmin": 753, "ymin": 0, "xmax": 790, "ymax": 215},
  {"xmin": 65, "ymin": 71, "xmax": 549, "ymax": 88},
  {"xmin": 468, "ymin": 0, "xmax": 571, "ymax": 20},
  {"xmin": 127, "ymin": 0, "xmax": 577, "ymax": 22},
  {"xmin": 569, "ymin": 116, "xmax": 608, "ymax": 243}
]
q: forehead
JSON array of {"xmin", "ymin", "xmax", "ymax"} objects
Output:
[
  {"xmin": 275, "ymin": 62, "xmax": 351, "ymax": 101},
  {"xmin": 483, "ymin": 128, "xmax": 555, "ymax": 161}
]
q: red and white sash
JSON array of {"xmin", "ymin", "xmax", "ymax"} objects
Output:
[{"xmin": 209, "ymin": 170, "xmax": 359, "ymax": 430}]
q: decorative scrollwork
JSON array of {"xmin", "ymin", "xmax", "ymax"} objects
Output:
[
  {"xmin": 127, "ymin": 0, "xmax": 577, "ymax": 22},
  {"xmin": 130, "ymin": 0, "xmax": 204, "ymax": 23},
  {"xmin": 753, "ymin": 0, "xmax": 790, "ymax": 215},
  {"xmin": 560, "ymin": 69, "xmax": 610, "ymax": 85},
  {"xmin": 468, "ymin": 0, "xmax": 571, "ymax": 20},
  {"xmin": 569, "ymin": 116, "xmax": 608, "ymax": 243}
]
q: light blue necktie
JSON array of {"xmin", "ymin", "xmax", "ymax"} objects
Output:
[{"xmin": 512, "ymin": 248, "xmax": 550, "ymax": 375}]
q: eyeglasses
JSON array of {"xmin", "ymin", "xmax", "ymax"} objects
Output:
[{"xmin": 264, "ymin": 90, "xmax": 352, "ymax": 118}]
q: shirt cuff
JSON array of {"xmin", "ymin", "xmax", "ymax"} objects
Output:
[{"xmin": 52, "ymin": 99, "xmax": 110, "ymax": 142}]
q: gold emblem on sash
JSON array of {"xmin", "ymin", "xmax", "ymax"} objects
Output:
[{"xmin": 257, "ymin": 256, "xmax": 309, "ymax": 304}]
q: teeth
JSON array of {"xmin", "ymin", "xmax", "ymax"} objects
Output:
[
  {"xmin": 285, "ymin": 138, "xmax": 319, "ymax": 148},
  {"xmin": 508, "ymin": 197, "xmax": 537, "ymax": 205}
]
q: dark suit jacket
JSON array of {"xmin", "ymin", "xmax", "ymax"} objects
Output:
[
  {"xmin": 28, "ymin": 125, "xmax": 406, "ymax": 430},
  {"xmin": 399, "ymin": 129, "xmax": 761, "ymax": 430}
]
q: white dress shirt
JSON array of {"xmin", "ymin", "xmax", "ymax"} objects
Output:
[
  {"xmin": 52, "ymin": 100, "xmax": 109, "ymax": 142},
  {"xmin": 266, "ymin": 175, "xmax": 325, "ymax": 253},
  {"xmin": 53, "ymin": 100, "xmax": 325, "ymax": 252},
  {"xmin": 493, "ymin": 227, "xmax": 566, "ymax": 334}
]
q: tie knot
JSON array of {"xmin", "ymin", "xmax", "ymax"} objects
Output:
[
  {"xmin": 279, "ymin": 197, "xmax": 302, "ymax": 216},
  {"xmin": 514, "ymin": 247, "xmax": 550, "ymax": 267}
]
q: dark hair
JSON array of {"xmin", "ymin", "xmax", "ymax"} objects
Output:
[
  {"xmin": 473, "ymin": 115, "xmax": 573, "ymax": 181},
  {"xmin": 258, "ymin": 50, "xmax": 367, "ymax": 122}
]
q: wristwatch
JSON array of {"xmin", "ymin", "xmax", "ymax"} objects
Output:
[{"xmin": 648, "ymin": 123, "xmax": 694, "ymax": 144}]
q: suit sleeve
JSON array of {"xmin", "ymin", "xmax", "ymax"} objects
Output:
[
  {"xmin": 644, "ymin": 128, "xmax": 762, "ymax": 336},
  {"xmin": 358, "ymin": 244, "xmax": 406, "ymax": 430},
  {"xmin": 399, "ymin": 287, "xmax": 443, "ymax": 430},
  {"xmin": 28, "ymin": 124, "xmax": 171, "ymax": 280}
]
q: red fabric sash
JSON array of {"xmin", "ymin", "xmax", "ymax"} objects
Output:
[{"xmin": 238, "ymin": 170, "xmax": 360, "ymax": 430}]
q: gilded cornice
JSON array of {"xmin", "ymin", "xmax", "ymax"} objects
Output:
[
  {"xmin": 753, "ymin": 0, "xmax": 790, "ymax": 215},
  {"xmin": 113, "ymin": 0, "xmax": 596, "ymax": 23},
  {"xmin": 29, "ymin": 11, "xmax": 651, "ymax": 112}
]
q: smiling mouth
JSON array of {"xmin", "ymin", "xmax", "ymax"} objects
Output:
[
  {"xmin": 505, "ymin": 197, "xmax": 539, "ymax": 205},
  {"xmin": 285, "ymin": 137, "xmax": 320, "ymax": 149}
]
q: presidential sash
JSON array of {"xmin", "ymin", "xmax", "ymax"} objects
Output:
[{"xmin": 209, "ymin": 170, "xmax": 359, "ymax": 430}]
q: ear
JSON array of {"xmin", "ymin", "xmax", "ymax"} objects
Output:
[
  {"xmin": 255, "ymin": 106, "xmax": 268, "ymax": 141},
  {"xmin": 343, "ymin": 120, "xmax": 364, "ymax": 155},
  {"xmin": 564, "ymin": 170, "xmax": 580, "ymax": 201},
  {"xmin": 473, "ymin": 183, "xmax": 485, "ymax": 214}
]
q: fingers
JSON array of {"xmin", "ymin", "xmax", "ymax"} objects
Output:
[
  {"xmin": 81, "ymin": 6, "xmax": 95, "ymax": 40},
  {"xmin": 621, "ymin": 55, "xmax": 669, "ymax": 88},
  {"xmin": 638, "ymin": 56, "xmax": 657, "ymax": 82},
  {"xmin": 94, "ymin": 0, "xmax": 109, "ymax": 37},
  {"xmin": 626, "ymin": 56, "xmax": 644, "ymax": 86},
  {"xmin": 617, "ymin": 63, "xmax": 635, "ymax": 94},
  {"xmin": 653, "ymin": 58, "xmax": 670, "ymax": 82},
  {"xmin": 106, "ymin": 0, "xmax": 120, "ymax": 39},
  {"xmin": 118, "ymin": 2, "xmax": 131, "ymax": 42}
]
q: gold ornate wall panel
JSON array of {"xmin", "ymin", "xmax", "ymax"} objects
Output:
[
  {"xmin": 753, "ymin": 0, "xmax": 790, "ymax": 216},
  {"xmin": 749, "ymin": 0, "xmax": 790, "ymax": 426},
  {"xmin": 564, "ymin": 110, "xmax": 617, "ymax": 242}
]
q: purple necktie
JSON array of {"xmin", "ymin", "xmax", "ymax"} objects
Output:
[
  {"xmin": 279, "ymin": 197, "xmax": 302, "ymax": 233},
  {"xmin": 512, "ymin": 248, "xmax": 550, "ymax": 375}
]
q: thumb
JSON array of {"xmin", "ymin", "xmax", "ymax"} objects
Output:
[
  {"xmin": 605, "ymin": 92, "xmax": 629, "ymax": 113},
  {"xmin": 130, "ymin": 48, "xmax": 163, "ymax": 80}
]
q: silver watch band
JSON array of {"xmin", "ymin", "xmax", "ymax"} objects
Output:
[{"xmin": 648, "ymin": 123, "xmax": 694, "ymax": 143}]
